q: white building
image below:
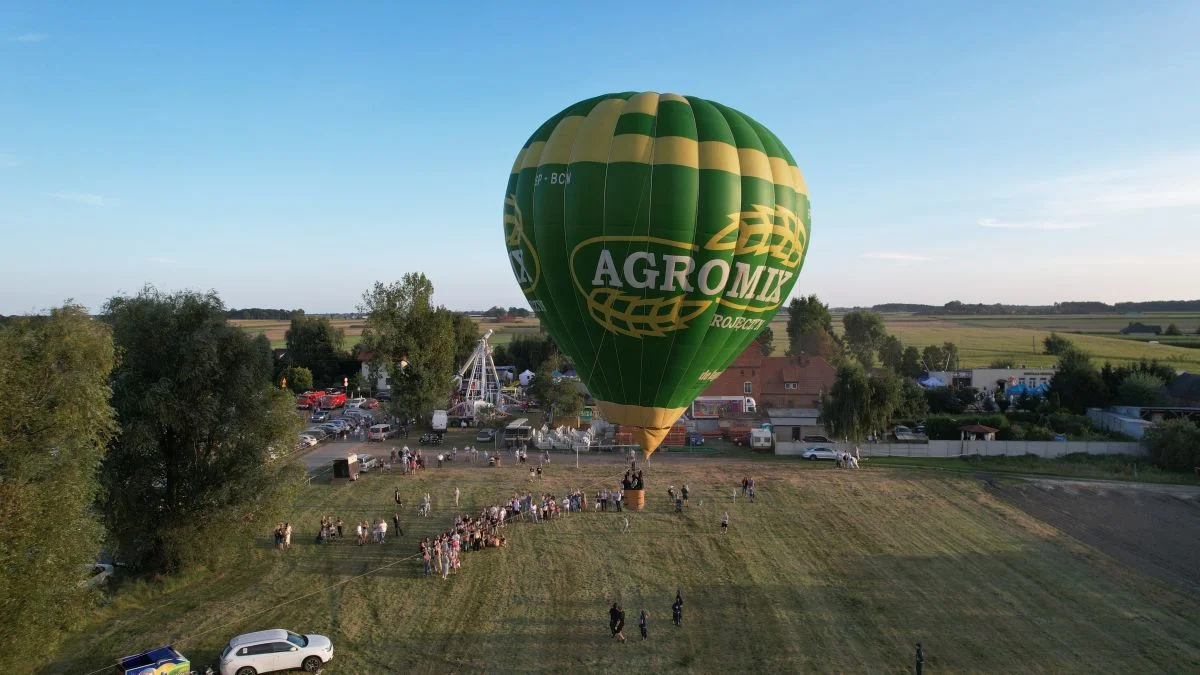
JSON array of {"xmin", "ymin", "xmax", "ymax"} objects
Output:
[{"xmin": 927, "ymin": 367, "xmax": 1057, "ymax": 393}]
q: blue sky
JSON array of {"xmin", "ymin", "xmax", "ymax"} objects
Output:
[{"xmin": 2, "ymin": 1, "xmax": 1198, "ymax": 314}]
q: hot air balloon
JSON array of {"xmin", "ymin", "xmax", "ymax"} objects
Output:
[{"xmin": 504, "ymin": 92, "xmax": 809, "ymax": 458}]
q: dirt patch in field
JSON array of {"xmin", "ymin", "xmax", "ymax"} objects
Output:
[{"xmin": 988, "ymin": 479, "xmax": 1200, "ymax": 598}]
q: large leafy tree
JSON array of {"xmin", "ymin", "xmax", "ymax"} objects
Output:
[
  {"xmin": 755, "ymin": 326, "xmax": 775, "ymax": 356},
  {"xmin": 894, "ymin": 376, "xmax": 930, "ymax": 421},
  {"xmin": 786, "ymin": 294, "xmax": 841, "ymax": 359},
  {"xmin": 1043, "ymin": 332, "xmax": 1073, "ymax": 356},
  {"xmin": 450, "ymin": 311, "xmax": 481, "ymax": 370},
  {"xmin": 280, "ymin": 365, "xmax": 314, "ymax": 394},
  {"xmin": 921, "ymin": 342, "xmax": 960, "ymax": 371},
  {"xmin": 841, "ymin": 310, "xmax": 887, "ymax": 368},
  {"xmin": 284, "ymin": 316, "xmax": 346, "ymax": 386},
  {"xmin": 1116, "ymin": 372, "xmax": 1167, "ymax": 406},
  {"xmin": 1048, "ymin": 347, "xmax": 1109, "ymax": 413},
  {"xmin": 100, "ymin": 288, "xmax": 302, "ymax": 573},
  {"xmin": 359, "ymin": 274, "xmax": 456, "ymax": 424},
  {"xmin": 879, "ymin": 334, "xmax": 904, "ymax": 372},
  {"xmin": 900, "ymin": 346, "xmax": 925, "ymax": 378},
  {"xmin": 0, "ymin": 306, "xmax": 117, "ymax": 671},
  {"xmin": 820, "ymin": 363, "xmax": 899, "ymax": 441},
  {"xmin": 527, "ymin": 355, "xmax": 583, "ymax": 423},
  {"xmin": 1142, "ymin": 419, "xmax": 1200, "ymax": 471}
]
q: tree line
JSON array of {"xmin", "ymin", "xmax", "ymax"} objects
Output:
[
  {"xmin": 866, "ymin": 299, "xmax": 1200, "ymax": 315},
  {"xmin": 226, "ymin": 307, "xmax": 306, "ymax": 320},
  {"xmin": 0, "ymin": 274, "xmax": 486, "ymax": 671}
]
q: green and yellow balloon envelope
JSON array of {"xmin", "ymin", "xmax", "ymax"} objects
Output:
[{"xmin": 504, "ymin": 92, "xmax": 810, "ymax": 457}]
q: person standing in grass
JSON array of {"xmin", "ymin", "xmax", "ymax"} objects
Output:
[
  {"xmin": 421, "ymin": 539, "xmax": 431, "ymax": 576},
  {"xmin": 455, "ymin": 486, "xmax": 461, "ymax": 507},
  {"xmin": 672, "ymin": 592, "xmax": 682, "ymax": 627},
  {"xmin": 393, "ymin": 513, "xmax": 403, "ymax": 537},
  {"xmin": 283, "ymin": 522, "xmax": 292, "ymax": 550},
  {"xmin": 915, "ymin": 642, "xmax": 924, "ymax": 675},
  {"xmin": 639, "ymin": 610, "xmax": 648, "ymax": 640},
  {"xmin": 721, "ymin": 511, "xmax": 729, "ymax": 533},
  {"xmin": 681, "ymin": 484, "xmax": 690, "ymax": 507}
]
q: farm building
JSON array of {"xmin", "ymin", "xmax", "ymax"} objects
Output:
[
  {"xmin": 1087, "ymin": 404, "xmax": 1200, "ymax": 439},
  {"xmin": 699, "ymin": 348, "xmax": 836, "ymax": 410},
  {"xmin": 767, "ymin": 408, "xmax": 824, "ymax": 442},
  {"xmin": 1119, "ymin": 322, "xmax": 1162, "ymax": 335}
]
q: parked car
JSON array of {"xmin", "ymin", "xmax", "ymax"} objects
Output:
[
  {"xmin": 475, "ymin": 428, "xmax": 497, "ymax": 442},
  {"xmin": 360, "ymin": 398, "xmax": 380, "ymax": 410},
  {"xmin": 318, "ymin": 423, "xmax": 343, "ymax": 437},
  {"xmin": 802, "ymin": 435, "xmax": 833, "ymax": 443},
  {"xmin": 297, "ymin": 435, "xmax": 319, "ymax": 448},
  {"xmin": 368, "ymin": 423, "xmax": 394, "ymax": 441},
  {"xmin": 357, "ymin": 454, "xmax": 379, "ymax": 471},
  {"xmin": 801, "ymin": 446, "xmax": 839, "ymax": 461},
  {"xmin": 344, "ymin": 397, "xmax": 366, "ymax": 409},
  {"xmin": 310, "ymin": 410, "xmax": 330, "ymax": 422},
  {"xmin": 375, "ymin": 390, "xmax": 391, "ymax": 402},
  {"xmin": 302, "ymin": 428, "xmax": 328, "ymax": 442},
  {"xmin": 219, "ymin": 628, "xmax": 333, "ymax": 675}
]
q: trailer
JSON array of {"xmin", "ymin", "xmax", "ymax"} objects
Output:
[{"xmin": 115, "ymin": 646, "xmax": 190, "ymax": 675}]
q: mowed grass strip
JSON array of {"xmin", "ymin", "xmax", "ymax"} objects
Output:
[{"xmin": 46, "ymin": 456, "xmax": 1200, "ymax": 673}]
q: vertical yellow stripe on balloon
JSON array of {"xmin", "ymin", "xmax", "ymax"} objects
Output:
[
  {"xmin": 539, "ymin": 116, "xmax": 585, "ymax": 167},
  {"xmin": 621, "ymin": 91, "xmax": 661, "ymax": 116},
  {"xmin": 568, "ymin": 97, "xmax": 626, "ymax": 164}
]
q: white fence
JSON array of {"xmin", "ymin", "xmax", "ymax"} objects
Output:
[{"xmin": 774, "ymin": 440, "xmax": 1145, "ymax": 459}]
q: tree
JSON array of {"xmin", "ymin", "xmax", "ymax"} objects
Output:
[
  {"xmin": 350, "ymin": 372, "xmax": 372, "ymax": 397},
  {"xmin": 1048, "ymin": 347, "xmax": 1109, "ymax": 413},
  {"xmin": 1043, "ymin": 332, "xmax": 1073, "ymax": 356},
  {"xmin": 755, "ymin": 326, "xmax": 774, "ymax": 356},
  {"xmin": 496, "ymin": 333, "xmax": 556, "ymax": 373},
  {"xmin": 1164, "ymin": 323, "xmax": 1182, "ymax": 336},
  {"xmin": 841, "ymin": 310, "xmax": 887, "ymax": 368},
  {"xmin": 919, "ymin": 342, "xmax": 960, "ymax": 371},
  {"xmin": 894, "ymin": 377, "xmax": 930, "ymax": 421},
  {"xmin": 359, "ymin": 274, "xmax": 457, "ymax": 424},
  {"xmin": 1142, "ymin": 419, "xmax": 1200, "ymax": 471},
  {"xmin": 285, "ymin": 315, "xmax": 346, "ymax": 386},
  {"xmin": 879, "ymin": 335, "xmax": 904, "ymax": 373},
  {"xmin": 820, "ymin": 363, "xmax": 898, "ymax": 441},
  {"xmin": 450, "ymin": 311, "xmax": 481, "ymax": 370},
  {"xmin": 100, "ymin": 288, "xmax": 302, "ymax": 573},
  {"xmin": 0, "ymin": 306, "xmax": 117, "ymax": 671},
  {"xmin": 786, "ymin": 294, "xmax": 840, "ymax": 358},
  {"xmin": 280, "ymin": 365, "xmax": 313, "ymax": 394},
  {"xmin": 1116, "ymin": 372, "xmax": 1167, "ymax": 406},
  {"xmin": 527, "ymin": 355, "xmax": 583, "ymax": 423},
  {"xmin": 900, "ymin": 346, "xmax": 925, "ymax": 378}
]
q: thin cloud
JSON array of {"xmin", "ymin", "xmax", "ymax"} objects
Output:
[
  {"xmin": 148, "ymin": 257, "xmax": 178, "ymax": 265},
  {"xmin": 48, "ymin": 192, "xmax": 108, "ymax": 206},
  {"xmin": 7, "ymin": 33, "xmax": 48, "ymax": 43},
  {"xmin": 0, "ymin": 153, "xmax": 17, "ymax": 168},
  {"xmin": 863, "ymin": 252, "xmax": 933, "ymax": 261},
  {"xmin": 977, "ymin": 218, "xmax": 1094, "ymax": 230}
]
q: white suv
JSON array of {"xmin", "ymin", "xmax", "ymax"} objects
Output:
[{"xmin": 219, "ymin": 629, "xmax": 333, "ymax": 675}]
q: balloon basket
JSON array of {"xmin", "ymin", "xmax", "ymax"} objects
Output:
[{"xmin": 624, "ymin": 488, "xmax": 645, "ymax": 511}]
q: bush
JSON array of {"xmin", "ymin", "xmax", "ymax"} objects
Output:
[{"xmin": 1142, "ymin": 419, "xmax": 1200, "ymax": 471}]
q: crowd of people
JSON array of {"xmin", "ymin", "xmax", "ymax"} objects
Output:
[{"xmin": 837, "ymin": 447, "xmax": 863, "ymax": 469}]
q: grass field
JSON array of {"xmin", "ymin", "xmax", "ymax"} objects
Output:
[{"xmin": 44, "ymin": 436, "xmax": 1200, "ymax": 673}]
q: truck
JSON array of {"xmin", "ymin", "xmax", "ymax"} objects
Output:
[
  {"xmin": 318, "ymin": 392, "xmax": 347, "ymax": 409},
  {"xmin": 295, "ymin": 391, "xmax": 325, "ymax": 409},
  {"xmin": 749, "ymin": 428, "xmax": 774, "ymax": 451},
  {"xmin": 431, "ymin": 409, "xmax": 448, "ymax": 432}
]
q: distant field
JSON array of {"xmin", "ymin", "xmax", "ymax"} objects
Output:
[
  {"xmin": 231, "ymin": 317, "xmax": 542, "ymax": 351},
  {"xmin": 234, "ymin": 313, "xmax": 1200, "ymax": 370}
]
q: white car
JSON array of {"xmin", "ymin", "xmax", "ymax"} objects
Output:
[
  {"xmin": 801, "ymin": 446, "xmax": 839, "ymax": 461},
  {"xmin": 219, "ymin": 628, "xmax": 333, "ymax": 675},
  {"xmin": 297, "ymin": 435, "xmax": 319, "ymax": 448},
  {"xmin": 344, "ymin": 397, "xmax": 366, "ymax": 409}
]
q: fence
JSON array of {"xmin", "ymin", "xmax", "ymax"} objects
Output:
[{"xmin": 774, "ymin": 440, "xmax": 1145, "ymax": 459}]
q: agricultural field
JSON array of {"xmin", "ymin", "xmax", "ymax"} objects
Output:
[
  {"xmin": 43, "ymin": 442, "xmax": 1200, "ymax": 673},
  {"xmin": 234, "ymin": 311, "xmax": 1200, "ymax": 369},
  {"xmin": 766, "ymin": 313, "xmax": 1200, "ymax": 370}
]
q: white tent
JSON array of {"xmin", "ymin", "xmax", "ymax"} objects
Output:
[{"xmin": 519, "ymin": 369, "xmax": 536, "ymax": 386}]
